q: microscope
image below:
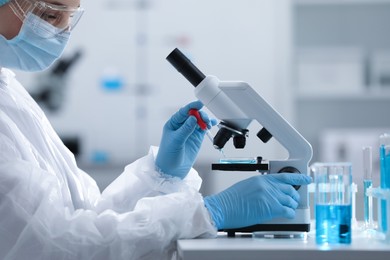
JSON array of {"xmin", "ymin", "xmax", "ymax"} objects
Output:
[
  {"xmin": 167, "ymin": 48, "xmax": 313, "ymax": 236},
  {"xmin": 31, "ymin": 49, "xmax": 83, "ymax": 112}
]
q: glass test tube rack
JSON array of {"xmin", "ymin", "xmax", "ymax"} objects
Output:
[{"xmin": 366, "ymin": 187, "xmax": 390, "ymax": 242}]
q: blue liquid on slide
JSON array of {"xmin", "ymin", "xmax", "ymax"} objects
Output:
[
  {"xmin": 364, "ymin": 179, "xmax": 372, "ymax": 224},
  {"xmin": 316, "ymin": 204, "xmax": 352, "ymax": 244},
  {"xmin": 380, "ymin": 145, "xmax": 390, "ymax": 232}
]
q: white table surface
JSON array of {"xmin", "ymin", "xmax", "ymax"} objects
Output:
[{"xmin": 177, "ymin": 229, "xmax": 390, "ymax": 260}]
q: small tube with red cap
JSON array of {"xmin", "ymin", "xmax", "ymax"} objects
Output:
[{"xmin": 188, "ymin": 109, "xmax": 214, "ymax": 144}]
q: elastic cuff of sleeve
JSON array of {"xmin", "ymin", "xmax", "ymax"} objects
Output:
[
  {"xmin": 203, "ymin": 196, "xmax": 223, "ymax": 230},
  {"xmin": 132, "ymin": 146, "xmax": 202, "ymax": 194}
]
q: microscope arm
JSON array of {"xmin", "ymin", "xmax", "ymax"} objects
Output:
[{"xmin": 219, "ymin": 82, "xmax": 313, "ymax": 164}]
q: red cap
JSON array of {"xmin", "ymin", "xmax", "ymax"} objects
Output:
[{"xmin": 188, "ymin": 109, "xmax": 207, "ymax": 130}]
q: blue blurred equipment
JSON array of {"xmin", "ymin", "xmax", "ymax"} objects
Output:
[{"xmin": 0, "ymin": 0, "xmax": 10, "ymax": 5}]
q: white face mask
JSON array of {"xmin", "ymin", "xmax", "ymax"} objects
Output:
[{"xmin": 0, "ymin": 12, "xmax": 70, "ymax": 72}]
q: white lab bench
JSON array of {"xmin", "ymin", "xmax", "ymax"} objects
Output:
[{"xmin": 177, "ymin": 230, "xmax": 390, "ymax": 260}]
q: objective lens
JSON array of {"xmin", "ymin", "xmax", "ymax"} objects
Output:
[
  {"xmin": 213, "ymin": 128, "xmax": 233, "ymax": 150},
  {"xmin": 233, "ymin": 135, "xmax": 246, "ymax": 149}
]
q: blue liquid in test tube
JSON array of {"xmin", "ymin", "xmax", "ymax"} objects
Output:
[
  {"xmin": 313, "ymin": 163, "xmax": 352, "ymax": 245},
  {"xmin": 316, "ymin": 204, "xmax": 352, "ymax": 244},
  {"xmin": 380, "ymin": 140, "xmax": 390, "ymax": 232},
  {"xmin": 363, "ymin": 146, "xmax": 373, "ymax": 228}
]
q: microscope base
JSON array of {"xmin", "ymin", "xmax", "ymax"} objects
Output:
[{"xmin": 224, "ymin": 223, "xmax": 310, "ymax": 237}]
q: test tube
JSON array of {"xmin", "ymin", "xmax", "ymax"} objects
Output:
[
  {"xmin": 188, "ymin": 109, "xmax": 225, "ymax": 156},
  {"xmin": 363, "ymin": 146, "xmax": 373, "ymax": 228},
  {"xmin": 379, "ymin": 133, "xmax": 390, "ymax": 233}
]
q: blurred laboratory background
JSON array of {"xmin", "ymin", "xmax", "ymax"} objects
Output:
[{"xmin": 14, "ymin": 0, "xmax": 390, "ymax": 220}]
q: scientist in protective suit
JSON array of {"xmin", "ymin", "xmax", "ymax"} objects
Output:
[{"xmin": 0, "ymin": 0, "xmax": 312, "ymax": 259}]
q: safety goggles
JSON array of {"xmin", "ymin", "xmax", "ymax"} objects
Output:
[{"xmin": 9, "ymin": 0, "xmax": 84, "ymax": 38}]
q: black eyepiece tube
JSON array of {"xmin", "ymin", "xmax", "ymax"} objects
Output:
[{"xmin": 166, "ymin": 48, "xmax": 206, "ymax": 87}]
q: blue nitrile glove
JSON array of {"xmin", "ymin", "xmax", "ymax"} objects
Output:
[
  {"xmin": 155, "ymin": 100, "xmax": 217, "ymax": 179},
  {"xmin": 204, "ymin": 173, "xmax": 312, "ymax": 230}
]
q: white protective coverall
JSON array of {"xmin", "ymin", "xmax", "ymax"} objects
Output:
[{"xmin": 0, "ymin": 67, "xmax": 217, "ymax": 260}]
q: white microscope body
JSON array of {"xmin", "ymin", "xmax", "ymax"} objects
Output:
[{"xmin": 167, "ymin": 48, "xmax": 313, "ymax": 235}]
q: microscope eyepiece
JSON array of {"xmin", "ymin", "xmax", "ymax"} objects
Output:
[{"xmin": 166, "ymin": 48, "xmax": 206, "ymax": 87}]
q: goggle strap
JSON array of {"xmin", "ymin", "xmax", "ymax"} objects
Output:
[{"xmin": 9, "ymin": 0, "xmax": 30, "ymax": 21}]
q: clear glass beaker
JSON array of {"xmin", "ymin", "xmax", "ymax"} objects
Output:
[{"xmin": 311, "ymin": 162, "xmax": 353, "ymax": 245}]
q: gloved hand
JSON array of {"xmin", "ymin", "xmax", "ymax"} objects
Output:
[
  {"xmin": 204, "ymin": 173, "xmax": 312, "ymax": 230},
  {"xmin": 155, "ymin": 100, "xmax": 216, "ymax": 179}
]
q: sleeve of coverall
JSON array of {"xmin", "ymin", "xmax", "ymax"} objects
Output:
[
  {"xmin": 0, "ymin": 144, "xmax": 217, "ymax": 260},
  {"xmin": 96, "ymin": 146, "xmax": 207, "ymax": 213}
]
